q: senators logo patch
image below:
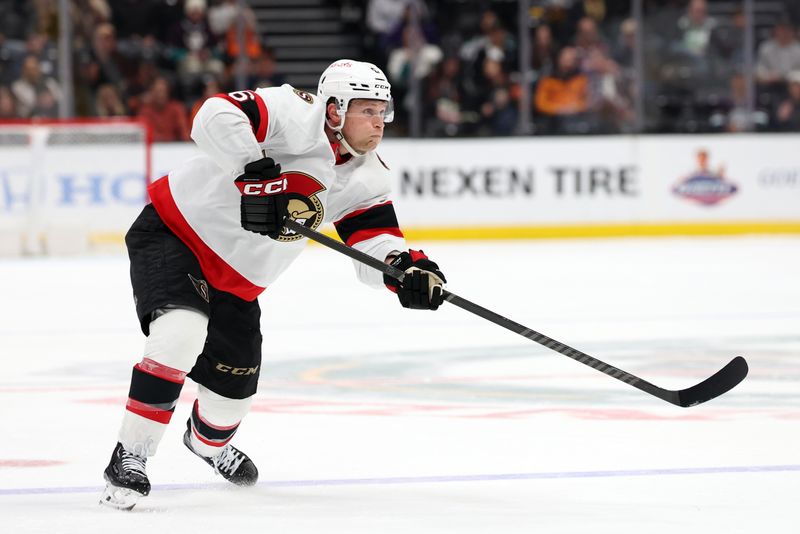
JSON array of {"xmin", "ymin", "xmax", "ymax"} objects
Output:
[
  {"xmin": 188, "ymin": 273, "xmax": 210, "ymax": 302},
  {"xmin": 278, "ymin": 171, "xmax": 325, "ymax": 242},
  {"xmin": 292, "ymin": 88, "xmax": 314, "ymax": 104}
]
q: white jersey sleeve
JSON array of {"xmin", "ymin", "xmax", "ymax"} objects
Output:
[
  {"xmin": 190, "ymin": 90, "xmax": 268, "ymax": 174},
  {"xmin": 190, "ymin": 84, "xmax": 324, "ymax": 172},
  {"xmin": 327, "ymin": 151, "xmax": 406, "ymax": 288}
]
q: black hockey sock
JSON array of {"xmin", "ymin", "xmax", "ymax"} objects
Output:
[
  {"xmin": 125, "ymin": 358, "xmax": 186, "ymax": 424},
  {"xmin": 187, "ymin": 399, "xmax": 240, "ymax": 449}
]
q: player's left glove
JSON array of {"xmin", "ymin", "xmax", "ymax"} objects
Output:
[{"xmin": 384, "ymin": 250, "xmax": 447, "ymax": 310}]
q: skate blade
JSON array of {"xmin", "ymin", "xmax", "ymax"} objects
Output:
[{"xmin": 99, "ymin": 483, "xmax": 144, "ymax": 511}]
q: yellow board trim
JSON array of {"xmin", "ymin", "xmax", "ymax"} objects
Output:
[
  {"xmin": 90, "ymin": 221, "xmax": 800, "ymax": 246},
  {"xmin": 395, "ymin": 222, "xmax": 800, "ymax": 241}
]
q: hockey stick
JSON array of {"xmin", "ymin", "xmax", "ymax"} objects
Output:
[{"xmin": 285, "ymin": 219, "xmax": 748, "ymax": 407}]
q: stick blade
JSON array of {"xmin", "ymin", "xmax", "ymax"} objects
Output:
[{"xmin": 675, "ymin": 356, "xmax": 749, "ymax": 407}]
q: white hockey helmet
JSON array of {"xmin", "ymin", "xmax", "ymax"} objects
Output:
[{"xmin": 317, "ymin": 59, "xmax": 394, "ymax": 131}]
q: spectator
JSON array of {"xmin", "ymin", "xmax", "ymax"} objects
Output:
[
  {"xmin": 137, "ymin": 76, "xmax": 190, "ymax": 142},
  {"xmin": 167, "ymin": 0, "xmax": 217, "ymax": 56},
  {"xmin": 709, "ymin": 72, "xmax": 767, "ymax": 133},
  {"xmin": 612, "ymin": 18, "xmax": 636, "ymax": 70},
  {"xmin": 31, "ymin": 85, "xmax": 58, "ymax": 118},
  {"xmin": 22, "ymin": 33, "xmax": 58, "ymax": 81},
  {"xmin": 572, "ymin": 16, "xmax": 625, "ymax": 130},
  {"xmin": 207, "ymin": 0, "xmax": 238, "ymax": 37},
  {"xmin": 460, "ymin": 10, "xmax": 502, "ymax": 64},
  {"xmin": 531, "ymin": 24, "xmax": 558, "ymax": 79},
  {"xmin": 72, "ymin": 0, "xmax": 112, "ymax": 46},
  {"xmin": 570, "ymin": 0, "xmax": 608, "ymax": 26},
  {"xmin": 190, "ymin": 75, "xmax": 221, "ymax": 121},
  {"xmin": 724, "ymin": 73, "xmax": 750, "ymax": 132},
  {"xmin": 82, "ymin": 23, "xmax": 135, "ymax": 95},
  {"xmin": 223, "ymin": 4, "xmax": 262, "ymax": 62},
  {"xmin": 674, "ymin": 0, "xmax": 717, "ymax": 59},
  {"xmin": 534, "ymin": 46, "xmax": 590, "ymax": 134},
  {"xmin": 611, "ymin": 18, "xmax": 639, "ymax": 131},
  {"xmin": 387, "ymin": 24, "xmax": 444, "ymax": 89},
  {"xmin": 248, "ymin": 49, "xmax": 285, "ymax": 89},
  {"xmin": 460, "ymin": 11, "xmax": 516, "ymax": 119},
  {"xmin": 566, "ymin": 0, "xmax": 619, "ymax": 38},
  {"xmin": 0, "ymin": 32, "xmax": 28, "ymax": 85},
  {"xmin": 573, "ymin": 17, "xmax": 613, "ymax": 86},
  {"xmin": 11, "ymin": 55, "xmax": 60, "ymax": 117},
  {"xmin": 31, "ymin": 0, "xmax": 58, "ymax": 41},
  {"xmin": 461, "ymin": 10, "xmax": 516, "ymax": 70},
  {"xmin": 366, "ymin": 0, "xmax": 428, "ymax": 62},
  {"xmin": 478, "ymin": 58, "xmax": 517, "ymax": 136},
  {"xmin": 756, "ymin": 18, "xmax": 800, "ymax": 85},
  {"xmin": 423, "ymin": 56, "xmax": 463, "ymax": 136},
  {"xmin": 0, "ymin": 2, "xmax": 36, "ymax": 41},
  {"xmin": 0, "ymin": 85, "xmax": 17, "ymax": 118},
  {"xmin": 125, "ymin": 60, "xmax": 159, "ymax": 114},
  {"xmin": 708, "ymin": 5, "xmax": 745, "ymax": 69},
  {"xmin": 94, "ymin": 83, "xmax": 128, "ymax": 117},
  {"xmin": 774, "ymin": 70, "xmax": 800, "ymax": 131},
  {"xmin": 166, "ymin": 0, "xmax": 223, "ymax": 94},
  {"xmin": 388, "ymin": 21, "xmax": 443, "ymax": 132}
]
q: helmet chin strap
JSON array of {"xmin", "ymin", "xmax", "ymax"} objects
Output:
[
  {"xmin": 326, "ymin": 108, "xmax": 370, "ymax": 157},
  {"xmin": 334, "ymin": 129, "xmax": 367, "ymax": 157}
]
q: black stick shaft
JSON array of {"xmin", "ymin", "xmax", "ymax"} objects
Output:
[{"xmin": 284, "ymin": 219, "xmax": 747, "ymax": 407}]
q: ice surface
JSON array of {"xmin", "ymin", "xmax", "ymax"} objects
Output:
[{"xmin": 1, "ymin": 236, "xmax": 798, "ymax": 533}]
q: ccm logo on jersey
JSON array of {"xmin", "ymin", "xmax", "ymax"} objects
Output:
[{"xmin": 237, "ymin": 178, "xmax": 288, "ymax": 196}]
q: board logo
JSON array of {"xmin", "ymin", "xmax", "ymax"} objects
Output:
[{"xmin": 672, "ymin": 149, "xmax": 738, "ymax": 206}]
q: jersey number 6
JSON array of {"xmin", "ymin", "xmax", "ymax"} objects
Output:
[{"xmin": 228, "ymin": 90, "xmax": 257, "ymax": 102}]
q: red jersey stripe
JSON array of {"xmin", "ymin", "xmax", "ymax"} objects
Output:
[
  {"xmin": 345, "ymin": 227, "xmax": 404, "ymax": 247},
  {"xmin": 254, "ymin": 93, "xmax": 268, "ymax": 142},
  {"xmin": 212, "ymin": 91, "xmax": 269, "ymax": 142},
  {"xmin": 337, "ymin": 201, "xmax": 394, "ymax": 222},
  {"xmin": 148, "ymin": 176, "xmax": 266, "ymax": 301}
]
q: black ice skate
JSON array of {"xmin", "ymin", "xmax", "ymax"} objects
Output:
[
  {"xmin": 183, "ymin": 420, "xmax": 258, "ymax": 486},
  {"xmin": 99, "ymin": 442, "xmax": 151, "ymax": 510}
]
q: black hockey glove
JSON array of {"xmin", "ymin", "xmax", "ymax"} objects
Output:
[
  {"xmin": 384, "ymin": 250, "xmax": 447, "ymax": 310},
  {"xmin": 234, "ymin": 157, "xmax": 289, "ymax": 239}
]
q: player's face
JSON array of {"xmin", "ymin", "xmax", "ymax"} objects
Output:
[{"xmin": 342, "ymin": 99, "xmax": 387, "ymax": 153}]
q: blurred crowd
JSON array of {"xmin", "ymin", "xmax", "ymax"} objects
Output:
[
  {"xmin": 371, "ymin": 0, "xmax": 800, "ymax": 136},
  {"xmin": 0, "ymin": 0, "xmax": 282, "ymax": 141},
  {"xmin": 2, "ymin": 0, "xmax": 800, "ymax": 140}
]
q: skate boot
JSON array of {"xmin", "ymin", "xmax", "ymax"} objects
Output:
[
  {"xmin": 99, "ymin": 442, "xmax": 151, "ymax": 510},
  {"xmin": 183, "ymin": 420, "xmax": 258, "ymax": 486}
]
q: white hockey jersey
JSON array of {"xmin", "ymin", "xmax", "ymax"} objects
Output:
[{"xmin": 147, "ymin": 84, "xmax": 406, "ymax": 301}]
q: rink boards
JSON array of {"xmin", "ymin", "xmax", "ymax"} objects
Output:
[{"xmin": 1, "ymin": 133, "xmax": 799, "ymax": 245}]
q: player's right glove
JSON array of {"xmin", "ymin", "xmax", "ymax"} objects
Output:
[
  {"xmin": 234, "ymin": 157, "xmax": 289, "ymax": 239},
  {"xmin": 384, "ymin": 250, "xmax": 447, "ymax": 310}
]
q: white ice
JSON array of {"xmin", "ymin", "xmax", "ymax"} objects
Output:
[{"xmin": 0, "ymin": 236, "xmax": 798, "ymax": 533}]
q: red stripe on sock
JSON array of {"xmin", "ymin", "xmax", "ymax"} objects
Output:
[
  {"xmin": 191, "ymin": 426, "xmax": 232, "ymax": 448},
  {"xmin": 135, "ymin": 358, "xmax": 187, "ymax": 384},
  {"xmin": 193, "ymin": 399, "xmax": 240, "ymax": 431},
  {"xmin": 126, "ymin": 398, "xmax": 174, "ymax": 424}
]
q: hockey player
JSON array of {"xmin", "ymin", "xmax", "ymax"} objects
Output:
[{"xmin": 100, "ymin": 59, "xmax": 447, "ymax": 510}]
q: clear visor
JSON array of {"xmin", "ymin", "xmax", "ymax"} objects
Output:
[{"xmin": 342, "ymin": 98, "xmax": 394, "ymax": 123}]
